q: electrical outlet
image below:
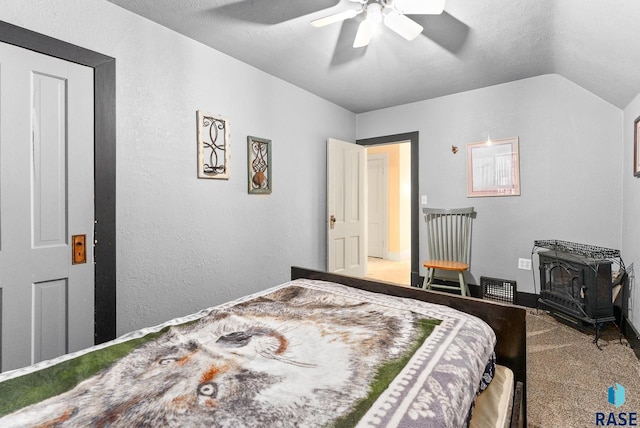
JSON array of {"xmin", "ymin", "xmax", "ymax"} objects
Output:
[{"xmin": 518, "ymin": 258, "xmax": 532, "ymax": 270}]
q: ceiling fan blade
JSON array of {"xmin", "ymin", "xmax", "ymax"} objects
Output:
[
  {"xmin": 353, "ymin": 20, "xmax": 372, "ymax": 48},
  {"xmin": 384, "ymin": 12, "xmax": 423, "ymax": 40},
  {"xmin": 311, "ymin": 9, "xmax": 360, "ymax": 27},
  {"xmin": 393, "ymin": 0, "xmax": 445, "ymax": 15}
]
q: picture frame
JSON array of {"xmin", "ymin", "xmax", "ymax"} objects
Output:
[
  {"xmin": 467, "ymin": 137, "xmax": 520, "ymax": 197},
  {"xmin": 634, "ymin": 115, "xmax": 640, "ymax": 177},
  {"xmin": 247, "ymin": 135, "xmax": 272, "ymax": 194},
  {"xmin": 197, "ymin": 110, "xmax": 230, "ymax": 179}
]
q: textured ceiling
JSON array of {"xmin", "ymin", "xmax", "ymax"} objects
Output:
[{"xmin": 106, "ymin": 0, "xmax": 640, "ymax": 113}]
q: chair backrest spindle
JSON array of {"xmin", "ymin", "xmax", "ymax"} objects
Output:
[{"xmin": 423, "ymin": 207, "xmax": 475, "ymax": 264}]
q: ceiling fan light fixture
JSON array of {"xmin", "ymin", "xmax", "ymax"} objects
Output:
[
  {"xmin": 365, "ymin": 2, "xmax": 383, "ymax": 25},
  {"xmin": 312, "ymin": 0, "xmax": 440, "ymax": 48}
]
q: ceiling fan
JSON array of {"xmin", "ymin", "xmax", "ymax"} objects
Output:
[{"xmin": 311, "ymin": 0, "xmax": 445, "ymax": 48}]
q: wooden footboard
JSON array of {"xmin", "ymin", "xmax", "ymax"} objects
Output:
[
  {"xmin": 291, "ymin": 267, "xmax": 527, "ymax": 426},
  {"xmin": 511, "ymin": 381, "xmax": 525, "ymax": 428}
]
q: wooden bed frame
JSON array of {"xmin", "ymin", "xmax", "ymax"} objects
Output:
[{"xmin": 291, "ymin": 267, "xmax": 526, "ymax": 427}]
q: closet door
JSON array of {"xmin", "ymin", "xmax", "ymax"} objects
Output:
[{"xmin": 0, "ymin": 41, "xmax": 95, "ymax": 371}]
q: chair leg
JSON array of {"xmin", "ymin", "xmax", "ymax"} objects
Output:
[
  {"xmin": 422, "ymin": 268, "xmax": 434, "ymax": 290},
  {"xmin": 458, "ymin": 271, "xmax": 468, "ymax": 297}
]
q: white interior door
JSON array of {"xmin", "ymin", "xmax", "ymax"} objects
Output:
[
  {"xmin": 367, "ymin": 154, "xmax": 388, "ymax": 259},
  {"xmin": 327, "ymin": 138, "xmax": 367, "ymax": 277},
  {"xmin": 0, "ymin": 42, "xmax": 95, "ymax": 372}
]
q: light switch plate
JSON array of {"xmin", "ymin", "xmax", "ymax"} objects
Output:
[{"xmin": 518, "ymin": 258, "xmax": 532, "ymax": 270}]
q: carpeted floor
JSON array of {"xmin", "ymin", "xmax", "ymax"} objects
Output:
[{"xmin": 526, "ymin": 310, "xmax": 640, "ymax": 427}]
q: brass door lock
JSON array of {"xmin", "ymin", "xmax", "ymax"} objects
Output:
[{"xmin": 72, "ymin": 234, "xmax": 86, "ymax": 264}]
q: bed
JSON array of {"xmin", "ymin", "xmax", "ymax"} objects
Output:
[{"xmin": 0, "ymin": 267, "xmax": 526, "ymax": 427}]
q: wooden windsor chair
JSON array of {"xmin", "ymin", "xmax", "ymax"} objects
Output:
[{"xmin": 422, "ymin": 207, "xmax": 476, "ymax": 296}]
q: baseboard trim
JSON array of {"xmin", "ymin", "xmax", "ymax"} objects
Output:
[{"xmin": 621, "ymin": 317, "xmax": 640, "ymax": 360}]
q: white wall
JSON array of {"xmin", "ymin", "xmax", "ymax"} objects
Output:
[
  {"xmin": 622, "ymin": 93, "xmax": 640, "ymax": 331},
  {"xmin": 357, "ymin": 74, "xmax": 624, "ymax": 294},
  {"xmin": 1, "ymin": 0, "xmax": 355, "ymax": 335}
]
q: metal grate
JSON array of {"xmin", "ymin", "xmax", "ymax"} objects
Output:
[
  {"xmin": 533, "ymin": 240, "xmax": 620, "ymax": 260},
  {"xmin": 481, "ymin": 276, "xmax": 516, "ymax": 304}
]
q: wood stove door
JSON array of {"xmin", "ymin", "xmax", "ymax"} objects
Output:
[{"xmin": 539, "ymin": 255, "xmax": 586, "ymax": 318}]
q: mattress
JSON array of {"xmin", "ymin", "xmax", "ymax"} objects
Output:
[
  {"xmin": 0, "ymin": 278, "xmax": 497, "ymax": 427},
  {"xmin": 470, "ymin": 365, "xmax": 515, "ymax": 428}
]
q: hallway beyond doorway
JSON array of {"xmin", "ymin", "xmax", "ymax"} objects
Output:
[{"xmin": 366, "ymin": 257, "xmax": 411, "ymax": 286}]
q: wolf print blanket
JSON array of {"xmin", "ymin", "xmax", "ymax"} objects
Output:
[{"xmin": 0, "ymin": 279, "xmax": 496, "ymax": 427}]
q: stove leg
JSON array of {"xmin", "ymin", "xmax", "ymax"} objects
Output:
[{"xmin": 593, "ymin": 322, "xmax": 604, "ymax": 350}]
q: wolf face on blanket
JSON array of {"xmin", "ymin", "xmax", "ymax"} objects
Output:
[{"xmin": 2, "ymin": 286, "xmax": 424, "ymax": 427}]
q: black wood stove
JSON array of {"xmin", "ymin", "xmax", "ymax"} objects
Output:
[{"xmin": 533, "ymin": 240, "xmax": 625, "ymax": 343}]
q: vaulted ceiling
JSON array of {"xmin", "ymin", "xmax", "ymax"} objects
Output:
[{"xmin": 107, "ymin": 0, "xmax": 640, "ymax": 113}]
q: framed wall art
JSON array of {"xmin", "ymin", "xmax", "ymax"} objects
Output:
[
  {"xmin": 467, "ymin": 137, "xmax": 520, "ymax": 197},
  {"xmin": 197, "ymin": 110, "xmax": 230, "ymax": 179},
  {"xmin": 634, "ymin": 115, "xmax": 640, "ymax": 177},
  {"xmin": 247, "ymin": 136, "xmax": 272, "ymax": 194}
]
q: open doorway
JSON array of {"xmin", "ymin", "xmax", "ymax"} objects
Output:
[
  {"xmin": 365, "ymin": 143, "xmax": 411, "ymax": 285},
  {"xmin": 357, "ymin": 132, "xmax": 419, "ymax": 287}
]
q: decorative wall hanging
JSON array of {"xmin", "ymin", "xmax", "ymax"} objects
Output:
[
  {"xmin": 247, "ymin": 136, "xmax": 272, "ymax": 194},
  {"xmin": 634, "ymin": 115, "xmax": 640, "ymax": 177},
  {"xmin": 197, "ymin": 110, "xmax": 230, "ymax": 179},
  {"xmin": 467, "ymin": 137, "xmax": 520, "ymax": 197}
]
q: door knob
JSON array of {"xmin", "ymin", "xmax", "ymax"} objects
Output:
[{"xmin": 330, "ymin": 215, "xmax": 336, "ymax": 229}]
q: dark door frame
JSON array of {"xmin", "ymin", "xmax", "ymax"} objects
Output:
[
  {"xmin": 0, "ymin": 21, "xmax": 117, "ymax": 344},
  {"xmin": 356, "ymin": 132, "xmax": 420, "ymax": 287}
]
